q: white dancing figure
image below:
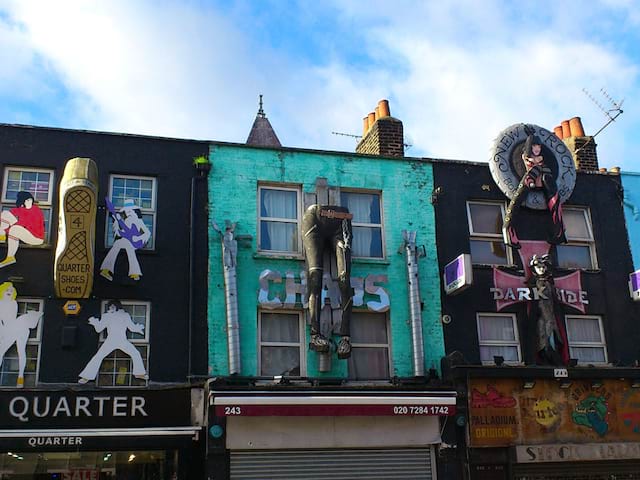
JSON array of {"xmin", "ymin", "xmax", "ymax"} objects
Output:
[
  {"xmin": 78, "ymin": 299, "xmax": 147, "ymax": 384},
  {"xmin": 0, "ymin": 282, "xmax": 41, "ymax": 388}
]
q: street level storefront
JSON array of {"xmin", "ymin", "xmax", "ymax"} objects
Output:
[
  {"xmin": 456, "ymin": 367, "xmax": 640, "ymax": 480},
  {"xmin": 0, "ymin": 387, "xmax": 205, "ymax": 479},
  {"xmin": 207, "ymin": 383, "xmax": 456, "ymax": 479}
]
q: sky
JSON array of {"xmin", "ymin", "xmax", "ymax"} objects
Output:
[{"xmin": 0, "ymin": 0, "xmax": 638, "ymax": 169}]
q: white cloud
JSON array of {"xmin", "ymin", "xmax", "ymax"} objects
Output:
[{"xmin": 0, "ymin": 0, "xmax": 638, "ymax": 169}]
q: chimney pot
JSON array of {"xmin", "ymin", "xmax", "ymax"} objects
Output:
[
  {"xmin": 610, "ymin": 166, "xmax": 621, "ymax": 174},
  {"xmin": 554, "ymin": 126, "xmax": 564, "ymax": 139},
  {"xmin": 375, "ymin": 106, "xmax": 380, "ymax": 121},
  {"xmin": 362, "ymin": 116, "xmax": 370, "ymax": 136},
  {"xmin": 599, "ymin": 167, "xmax": 607, "ymax": 173},
  {"xmin": 569, "ymin": 117, "xmax": 585, "ymax": 137},
  {"xmin": 561, "ymin": 120, "xmax": 571, "ymax": 138},
  {"xmin": 368, "ymin": 112, "xmax": 376, "ymax": 127},
  {"xmin": 378, "ymin": 99, "xmax": 390, "ymax": 118}
]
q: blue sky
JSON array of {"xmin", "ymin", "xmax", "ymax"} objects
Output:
[{"xmin": 0, "ymin": 0, "xmax": 638, "ymax": 169}]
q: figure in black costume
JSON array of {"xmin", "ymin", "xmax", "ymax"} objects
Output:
[
  {"xmin": 503, "ymin": 126, "xmax": 567, "ymax": 249},
  {"xmin": 302, "ymin": 204, "xmax": 353, "ymax": 359},
  {"xmin": 528, "ymin": 254, "xmax": 565, "ymax": 366}
]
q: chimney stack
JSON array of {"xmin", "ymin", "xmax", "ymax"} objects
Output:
[
  {"xmin": 553, "ymin": 116, "xmax": 599, "ymax": 172},
  {"xmin": 356, "ymin": 99, "xmax": 404, "ymax": 157}
]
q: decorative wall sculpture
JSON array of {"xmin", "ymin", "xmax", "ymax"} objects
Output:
[
  {"xmin": 0, "ymin": 191, "xmax": 45, "ymax": 268},
  {"xmin": 0, "ymin": 282, "xmax": 42, "ymax": 387},
  {"xmin": 100, "ymin": 197, "xmax": 151, "ymax": 282},
  {"xmin": 78, "ymin": 299, "xmax": 147, "ymax": 384},
  {"xmin": 301, "ymin": 204, "xmax": 354, "ymax": 359},
  {"xmin": 489, "ymin": 123, "xmax": 576, "ymax": 249},
  {"xmin": 54, "ymin": 157, "xmax": 99, "ymax": 298}
]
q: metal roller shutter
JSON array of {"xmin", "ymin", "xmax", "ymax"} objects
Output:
[{"xmin": 230, "ymin": 448, "xmax": 435, "ymax": 480}]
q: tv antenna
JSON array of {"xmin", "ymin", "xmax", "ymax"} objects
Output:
[
  {"xmin": 582, "ymin": 87, "xmax": 624, "ymax": 138},
  {"xmin": 331, "ymin": 131, "xmax": 413, "ymax": 150}
]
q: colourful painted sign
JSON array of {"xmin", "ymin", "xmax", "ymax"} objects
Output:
[{"xmin": 468, "ymin": 378, "xmax": 640, "ymax": 447}]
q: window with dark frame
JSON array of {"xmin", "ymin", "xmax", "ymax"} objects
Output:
[
  {"xmin": 106, "ymin": 175, "xmax": 157, "ymax": 250},
  {"xmin": 476, "ymin": 313, "xmax": 521, "ymax": 364},
  {"xmin": 1, "ymin": 167, "xmax": 54, "ymax": 244},
  {"xmin": 347, "ymin": 312, "xmax": 391, "ymax": 380},
  {"xmin": 258, "ymin": 186, "xmax": 301, "ymax": 254},
  {"xmin": 466, "ymin": 201, "xmax": 509, "ymax": 265},
  {"xmin": 341, "ymin": 191, "xmax": 384, "ymax": 258},
  {"xmin": 556, "ymin": 207, "xmax": 597, "ymax": 269},
  {"xmin": 565, "ymin": 315, "xmax": 607, "ymax": 364},
  {"xmin": 97, "ymin": 301, "xmax": 150, "ymax": 387},
  {"xmin": 258, "ymin": 311, "xmax": 304, "ymax": 376},
  {"xmin": 0, "ymin": 298, "xmax": 43, "ymax": 387}
]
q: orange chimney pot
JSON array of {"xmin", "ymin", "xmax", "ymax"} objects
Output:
[
  {"xmin": 553, "ymin": 126, "xmax": 563, "ymax": 139},
  {"xmin": 378, "ymin": 99, "xmax": 390, "ymax": 118},
  {"xmin": 561, "ymin": 120, "xmax": 571, "ymax": 139},
  {"xmin": 569, "ymin": 117, "xmax": 585, "ymax": 137},
  {"xmin": 362, "ymin": 116, "xmax": 370, "ymax": 136},
  {"xmin": 368, "ymin": 112, "xmax": 376, "ymax": 127}
]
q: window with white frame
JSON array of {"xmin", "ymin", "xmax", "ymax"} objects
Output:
[
  {"xmin": 0, "ymin": 298, "xmax": 43, "ymax": 387},
  {"xmin": 258, "ymin": 185, "xmax": 301, "ymax": 253},
  {"xmin": 258, "ymin": 311, "xmax": 305, "ymax": 376},
  {"xmin": 565, "ymin": 315, "xmax": 607, "ymax": 364},
  {"xmin": 106, "ymin": 175, "xmax": 157, "ymax": 250},
  {"xmin": 1, "ymin": 167, "xmax": 54, "ymax": 244},
  {"xmin": 477, "ymin": 313, "xmax": 521, "ymax": 364},
  {"xmin": 341, "ymin": 191, "xmax": 384, "ymax": 258},
  {"xmin": 556, "ymin": 207, "xmax": 597, "ymax": 269},
  {"xmin": 97, "ymin": 301, "xmax": 150, "ymax": 387},
  {"xmin": 466, "ymin": 201, "xmax": 509, "ymax": 265},
  {"xmin": 348, "ymin": 312, "xmax": 391, "ymax": 380}
]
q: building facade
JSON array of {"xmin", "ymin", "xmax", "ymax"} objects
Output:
[
  {"xmin": 434, "ymin": 122, "xmax": 640, "ymax": 479},
  {"xmin": 0, "ymin": 124, "xmax": 209, "ymax": 479},
  {"xmin": 205, "ymin": 131, "xmax": 455, "ymax": 478}
]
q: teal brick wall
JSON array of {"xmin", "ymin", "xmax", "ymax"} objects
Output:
[{"xmin": 208, "ymin": 144, "xmax": 444, "ymax": 378}]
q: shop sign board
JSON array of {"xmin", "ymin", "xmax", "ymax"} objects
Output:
[
  {"xmin": 469, "ymin": 378, "xmax": 640, "ymax": 447},
  {"xmin": 516, "ymin": 442, "xmax": 640, "ymax": 463},
  {"xmin": 443, "ymin": 254, "xmax": 472, "ymax": 295},
  {"xmin": 0, "ymin": 389, "xmax": 192, "ymax": 429}
]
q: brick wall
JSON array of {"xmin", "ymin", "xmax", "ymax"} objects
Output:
[
  {"xmin": 356, "ymin": 117, "xmax": 404, "ymax": 157},
  {"xmin": 563, "ymin": 136, "xmax": 599, "ymax": 172}
]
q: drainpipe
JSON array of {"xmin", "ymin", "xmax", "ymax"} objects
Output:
[
  {"xmin": 403, "ymin": 230, "xmax": 425, "ymax": 377},
  {"xmin": 213, "ymin": 220, "xmax": 241, "ymax": 374},
  {"xmin": 189, "ymin": 156, "xmax": 211, "ymax": 380}
]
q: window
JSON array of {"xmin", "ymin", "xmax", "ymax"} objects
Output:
[
  {"xmin": 106, "ymin": 175, "xmax": 157, "ymax": 250},
  {"xmin": 97, "ymin": 301, "xmax": 150, "ymax": 387},
  {"xmin": 258, "ymin": 311, "xmax": 305, "ymax": 376},
  {"xmin": 466, "ymin": 201, "xmax": 509, "ymax": 265},
  {"xmin": 341, "ymin": 191, "xmax": 384, "ymax": 258},
  {"xmin": 477, "ymin": 313, "xmax": 521, "ymax": 364},
  {"xmin": 258, "ymin": 185, "xmax": 301, "ymax": 253},
  {"xmin": 0, "ymin": 298, "xmax": 43, "ymax": 387},
  {"xmin": 566, "ymin": 315, "xmax": 607, "ymax": 364},
  {"xmin": 348, "ymin": 312, "xmax": 391, "ymax": 380},
  {"xmin": 557, "ymin": 207, "xmax": 597, "ymax": 269},
  {"xmin": 1, "ymin": 167, "xmax": 54, "ymax": 244}
]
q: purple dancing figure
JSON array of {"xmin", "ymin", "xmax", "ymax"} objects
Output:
[
  {"xmin": 503, "ymin": 126, "xmax": 567, "ymax": 249},
  {"xmin": 302, "ymin": 204, "xmax": 354, "ymax": 359}
]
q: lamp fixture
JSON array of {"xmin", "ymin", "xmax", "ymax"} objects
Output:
[
  {"xmin": 569, "ymin": 358, "xmax": 578, "ymax": 367},
  {"xmin": 493, "ymin": 356, "xmax": 505, "ymax": 366},
  {"xmin": 591, "ymin": 380, "xmax": 603, "ymax": 389},
  {"xmin": 632, "ymin": 380, "xmax": 640, "ymax": 388},
  {"xmin": 523, "ymin": 380, "xmax": 536, "ymax": 389},
  {"xmin": 559, "ymin": 380, "xmax": 572, "ymax": 389}
]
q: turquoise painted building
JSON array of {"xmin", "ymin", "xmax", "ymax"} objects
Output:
[
  {"xmin": 207, "ymin": 143, "xmax": 445, "ymax": 380},
  {"xmin": 622, "ymin": 171, "xmax": 640, "ymax": 268}
]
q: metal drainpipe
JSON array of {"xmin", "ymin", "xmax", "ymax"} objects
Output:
[
  {"xmin": 403, "ymin": 230, "xmax": 425, "ymax": 377},
  {"xmin": 214, "ymin": 221, "xmax": 241, "ymax": 374}
]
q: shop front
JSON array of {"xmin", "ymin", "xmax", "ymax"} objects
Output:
[
  {"xmin": 465, "ymin": 375, "xmax": 640, "ymax": 480},
  {"xmin": 207, "ymin": 387, "xmax": 456, "ymax": 479},
  {"xmin": 0, "ymin": 387, "xmax": 204, "ymax": 479}
]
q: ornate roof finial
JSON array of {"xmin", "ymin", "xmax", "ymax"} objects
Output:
[{"xmin": 258, "ymin": 94, "xmax": 265, "ymax": 118}]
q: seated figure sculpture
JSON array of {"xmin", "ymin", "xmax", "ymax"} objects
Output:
[{"xmin": 302, "ymin": 204, "xmax": 353, "ymax": 359}]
